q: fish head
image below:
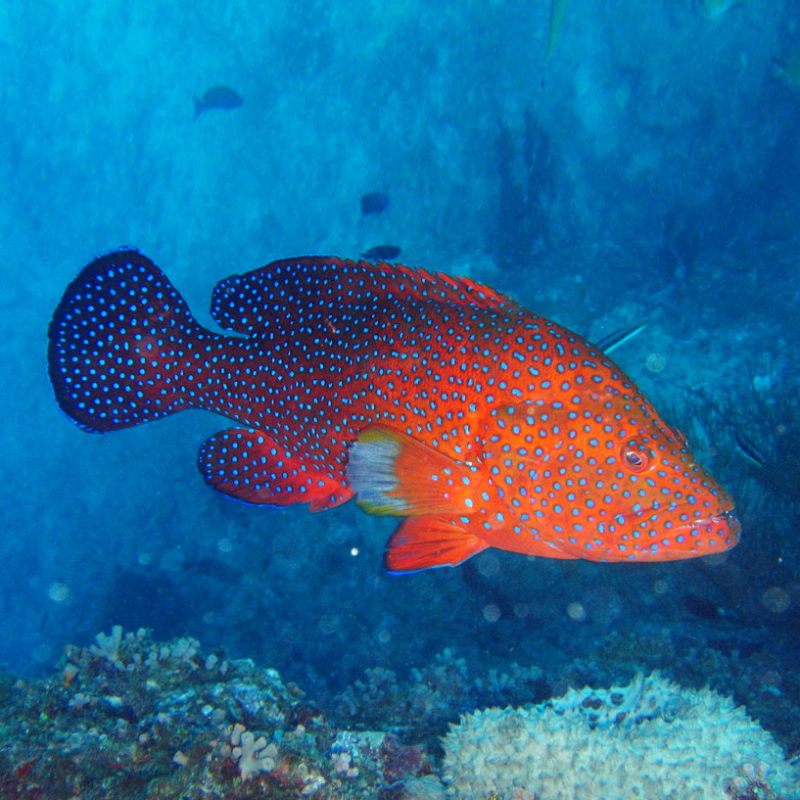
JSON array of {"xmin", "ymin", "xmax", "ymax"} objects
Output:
[{"xmin": 479, "ymin": 387, "xmax": 739, "ymax": 562}]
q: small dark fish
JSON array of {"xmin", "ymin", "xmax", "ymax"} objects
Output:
[
  {"xmin": 361, "ymin": 245, "xmax": 401, "ymax": 261},
  {"xmin": 360, "ymin": 192, "xmax": 390, "ymax": 216},
  {"xmin": 194, "ymin": 85, "xmax": 243, "ymax": 118},
  {"xmin": 734, "ymin": 430, "xmax": 768, "ymax": 468},
  {"xmin": 681, "ymin": 594, "xmax": 720, "ymax": 620}
]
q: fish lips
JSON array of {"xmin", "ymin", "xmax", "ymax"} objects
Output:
[
  {"xmin": 600, "ymin": 505, "xmax": 741, "ymax": 561},
  {"xmin": 665, "ymin": 507, "xmax": 741, "ymax": 555}
]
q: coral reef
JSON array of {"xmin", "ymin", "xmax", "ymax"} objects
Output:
[
  {"xmin": 0, "ymin": 627, "xmax": 430, "ymax": 799},
  {"xmin": 442, "ymin": 672, "xmax": 799, "ymax": 800},
  {"xmin": 2, "ymin": 628, "xmax": 799, "ymax": 800},
  {"xmin": 332, "ymin": 648, "xmax": 547, "ymax": 747}
]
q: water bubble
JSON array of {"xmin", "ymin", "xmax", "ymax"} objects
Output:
[
  {"xmin": 318, "ymin": 614, "xmax": 340, "ymax": 635},
  {"xmin": 761, "ymin": 587, "xmax": 791, "ymax": 613},
  {"xmin": 645, "ymin": 353, "xmax": 666, "ymax": 374},
  {"xmin": 567, "ymin": 602, "xmax": 586, "ymax": 621},
  {"xmin": 377, "ymin": 628, "xmax": 392, "ymax": 644},
  {"xmin": 48, "ymin": 582, "xmax": 70, "ymax": 602},
  {"xmin": 476, "ymin": 553, "xmax": 500, "ymax": 578}
]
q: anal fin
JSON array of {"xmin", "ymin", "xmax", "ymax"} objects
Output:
[
  {"xmin": 384, "ymin": 516, "xmax": 489, "ymax": 573},
  {"xmin": 199, "ymin": 428, "xmax": 351, "ymax": 512}
]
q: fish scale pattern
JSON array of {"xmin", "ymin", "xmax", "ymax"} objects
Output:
[{"xmin": 209, "ymin": 256, "xmax": 512, "ymax": 335}]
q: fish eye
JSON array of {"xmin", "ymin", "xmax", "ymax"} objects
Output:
[{"xmin": 621, "ymin": 446, "xmax": 649, "ymax": 473}]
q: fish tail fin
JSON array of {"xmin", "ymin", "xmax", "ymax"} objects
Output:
[{"xmin": 48, "ymin": 248, "xmax": 204, "ymax": 433}]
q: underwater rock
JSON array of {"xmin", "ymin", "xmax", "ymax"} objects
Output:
[{"xmin": 491, "ymin": 112, "xmax": 555, "ymax": 272}]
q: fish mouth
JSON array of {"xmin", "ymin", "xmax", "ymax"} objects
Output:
[
  {"xmin": 613, "ymin": 507, "xmax": 741, "ymax": 561},
  {"xmin": 712, "ymin": 509, "xmax": 740, "ymax": 528},
  {"xmin": 673, "ymin": 508, "xmax": 741, "ymax": 541}
]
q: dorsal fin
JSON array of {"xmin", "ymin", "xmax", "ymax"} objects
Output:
[{"xmin": 210, "ymin": 256, "xmax": 517, "ymax": 335}]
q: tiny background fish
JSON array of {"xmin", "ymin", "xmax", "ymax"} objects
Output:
[
  {"xmin": 194, "ymin": 85, "xmax": 243, "ymax": 117},
  {"xmin": 360, "ymin": 192, "xmax": 390, "ymax": 215},
  {"xmin": 361, "ymin": 244, "xmax": 402, "ymax": 260}
]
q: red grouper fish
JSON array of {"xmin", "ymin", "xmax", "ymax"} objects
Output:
[{"xmin": 47, "ymin": 249, "xmax": 740, "ymax": 572}]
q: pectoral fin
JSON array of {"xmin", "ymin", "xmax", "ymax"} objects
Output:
[{"xmin": 346, "ymin": 424, "xmax": 489, "ymax": 516}]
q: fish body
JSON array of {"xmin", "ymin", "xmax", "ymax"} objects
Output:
[
  {"xmin": 193, "ymin": 85, "xmax": 243, "ymax": 117},
  {"xmin": 48, "ymin": 250, "xmax": 739, "ymax": 572}
]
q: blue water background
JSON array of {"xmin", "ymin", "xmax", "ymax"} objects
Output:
[{"xmin": 0, "ymin": 0, "xmax": 798, "ymax": 704}]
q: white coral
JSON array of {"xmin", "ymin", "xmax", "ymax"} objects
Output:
[
  {"xmin": 90, "ymin": 625, "xmax": 124, "ymax": 662},
  {"xmin": 228, "ymin": 722, "xmax": 279, "ymax": 779},
  {"xmin": 442, "ymin": 672, "xmax": 800, "ymax": 800}
]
